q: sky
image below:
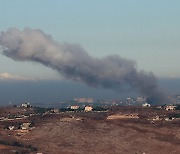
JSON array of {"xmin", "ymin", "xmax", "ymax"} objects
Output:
[
  {"xmin": 0, "ymin": 0, "xmax": 180, "ymax": 104},
  {"xmin": 0, "ymin": 0, "xmax": 180, "ymax": 79}
]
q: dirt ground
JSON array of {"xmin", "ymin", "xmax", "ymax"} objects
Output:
[
  {"xmin": 20, "ymin": 114, "xmax": 180, "ymax": 154},
  {"xmin": 0, "ymin": 107, "xmax": 180, "ymax": 154}
]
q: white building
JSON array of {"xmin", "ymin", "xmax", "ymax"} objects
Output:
[
  {"xmin": 84, "ymin": 106, "xmax": 93, "ymax": 112},
  {"xmin": 142, "ymin": 103, "xmax": 151, "ymax": 107},
  {"xmin": 22, "ymin": 102, "xmax": 31, "ymax": 108},
  {"xmin": 70, "ymin": 105, "xmax": 80, "ymax": 110},
  {"xmin": 8, "ymin": 126, "xmax": 15, "ymax": 130},
  {"xmin": 51, "ymin": 109, "xmax": 59, "ymax": 113}
]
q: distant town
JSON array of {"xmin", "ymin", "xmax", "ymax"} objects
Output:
[
  {"xmin": 1, "ymin": 95, "xmax": 180, "ymax": 131},
  {"xmin": 11, "ymin": 94, "xmax": 179, "ymax": 109}
]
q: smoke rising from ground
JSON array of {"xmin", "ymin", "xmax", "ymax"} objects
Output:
[{"xmin": 0, "ymin": 28, "xmax": 167, "ymax": 104}]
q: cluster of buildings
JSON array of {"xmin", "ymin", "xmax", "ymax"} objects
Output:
[
  {"xmin": 165, "ymin": 104, "xmax": 177, "ymax": 111},
  {"xmin": 50, "ymin": 105, "xmax": 94, "ymax": 113},
  {"xmin": 95, "ymin": 97, "xmax": 147, "ymax": 106},
  {"xmin": 70, "ymin": 105, "xmax": 93, "ymax": 111},
  {"xmin": 19, "ymin": 98, "xmax": 179, "ymax": 113},
  {"xmin": 141, "ymin": 103, "xmax": 177, "ymax": 111},
  {"xmin": 1, "ymin": 99, "xmax": 180, "ymax": 133}
]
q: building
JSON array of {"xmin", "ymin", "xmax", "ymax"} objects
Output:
[
  {"xmin": 21, "ymin": 122, "xmax": 31, "ymax": 130},
  {"xmin": 22, "ymin": 102, "xmax": 31, "ymax": 108},
  {"xmin": 51, "ymin": 109, "xmax": 59, "ymax": 113},
  {"xmin": 165, "ymin": 105, "xmax": 176, "ymax": 111},
  {"xmin": 8, "ymin": 126, "xmax": 15, "ymax": 130},
  {"xmin": 70, "ymin": 105, "xmax": 80, "ymax": 110},
  {"xmin": 84, "ymin": 106, "xmax": 93, "ymax": 112},
  {"xmin": 142, "ymin": 103, "xmax": 151, "ymax": 107}
]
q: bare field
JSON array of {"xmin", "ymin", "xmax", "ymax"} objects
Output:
[
  {"xmin": 0, "ymin": 107, "xmax": 180, "ymax": 154},
  {"xmin": 22, "ymin": 113, "xmax": 180, "ymax": 153}
]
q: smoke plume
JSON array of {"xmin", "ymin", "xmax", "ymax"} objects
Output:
[{"xmin": 0, "ymin": 28, "xmax": 167, "ymax": 104}]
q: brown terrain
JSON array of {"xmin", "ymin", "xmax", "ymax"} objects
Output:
[{"xmin": 0, "ymin": 106, "xmax": 180, "ymax": 154}]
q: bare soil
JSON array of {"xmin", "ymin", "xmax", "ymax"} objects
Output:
[{"xmin": 0, "ymin": 107, "xmax": 180, "ymax": 154}]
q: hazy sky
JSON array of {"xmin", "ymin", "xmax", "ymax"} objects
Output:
[{"xmin": 0, "ymin": 0, "xmax": 180, "ymax": 79}]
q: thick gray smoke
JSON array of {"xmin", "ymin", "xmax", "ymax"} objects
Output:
[{"xmin": 0, "ymin": 28, "xmax": 167, "ymax": 104}]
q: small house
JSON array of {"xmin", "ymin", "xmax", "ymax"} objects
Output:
[
  {"xmin": 84, "ymin": 106, "xmax": 93, "ymax": 112},
  {"xmin": 8, "ymin": 126, "xmax": 15, "ymax": 130},
  {"xmin": 70, "ymin": 105, "xmax": 80, "ymax": 110},
  {"xmin": 21, "ymin": 122, "xmax": 31, "ymax": 130},
  {"xmin": 142, "ymin": 103, "xmax": 151, "ymax": 107}
]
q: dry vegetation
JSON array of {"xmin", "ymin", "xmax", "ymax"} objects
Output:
[{"xmin": 0, "ymin": 106, "xmax": 180, "ymax": 154}]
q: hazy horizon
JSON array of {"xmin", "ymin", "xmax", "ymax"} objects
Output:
[{"xmin": 0, "ymin": 77, "xmax": 179, "ymax": 106}]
